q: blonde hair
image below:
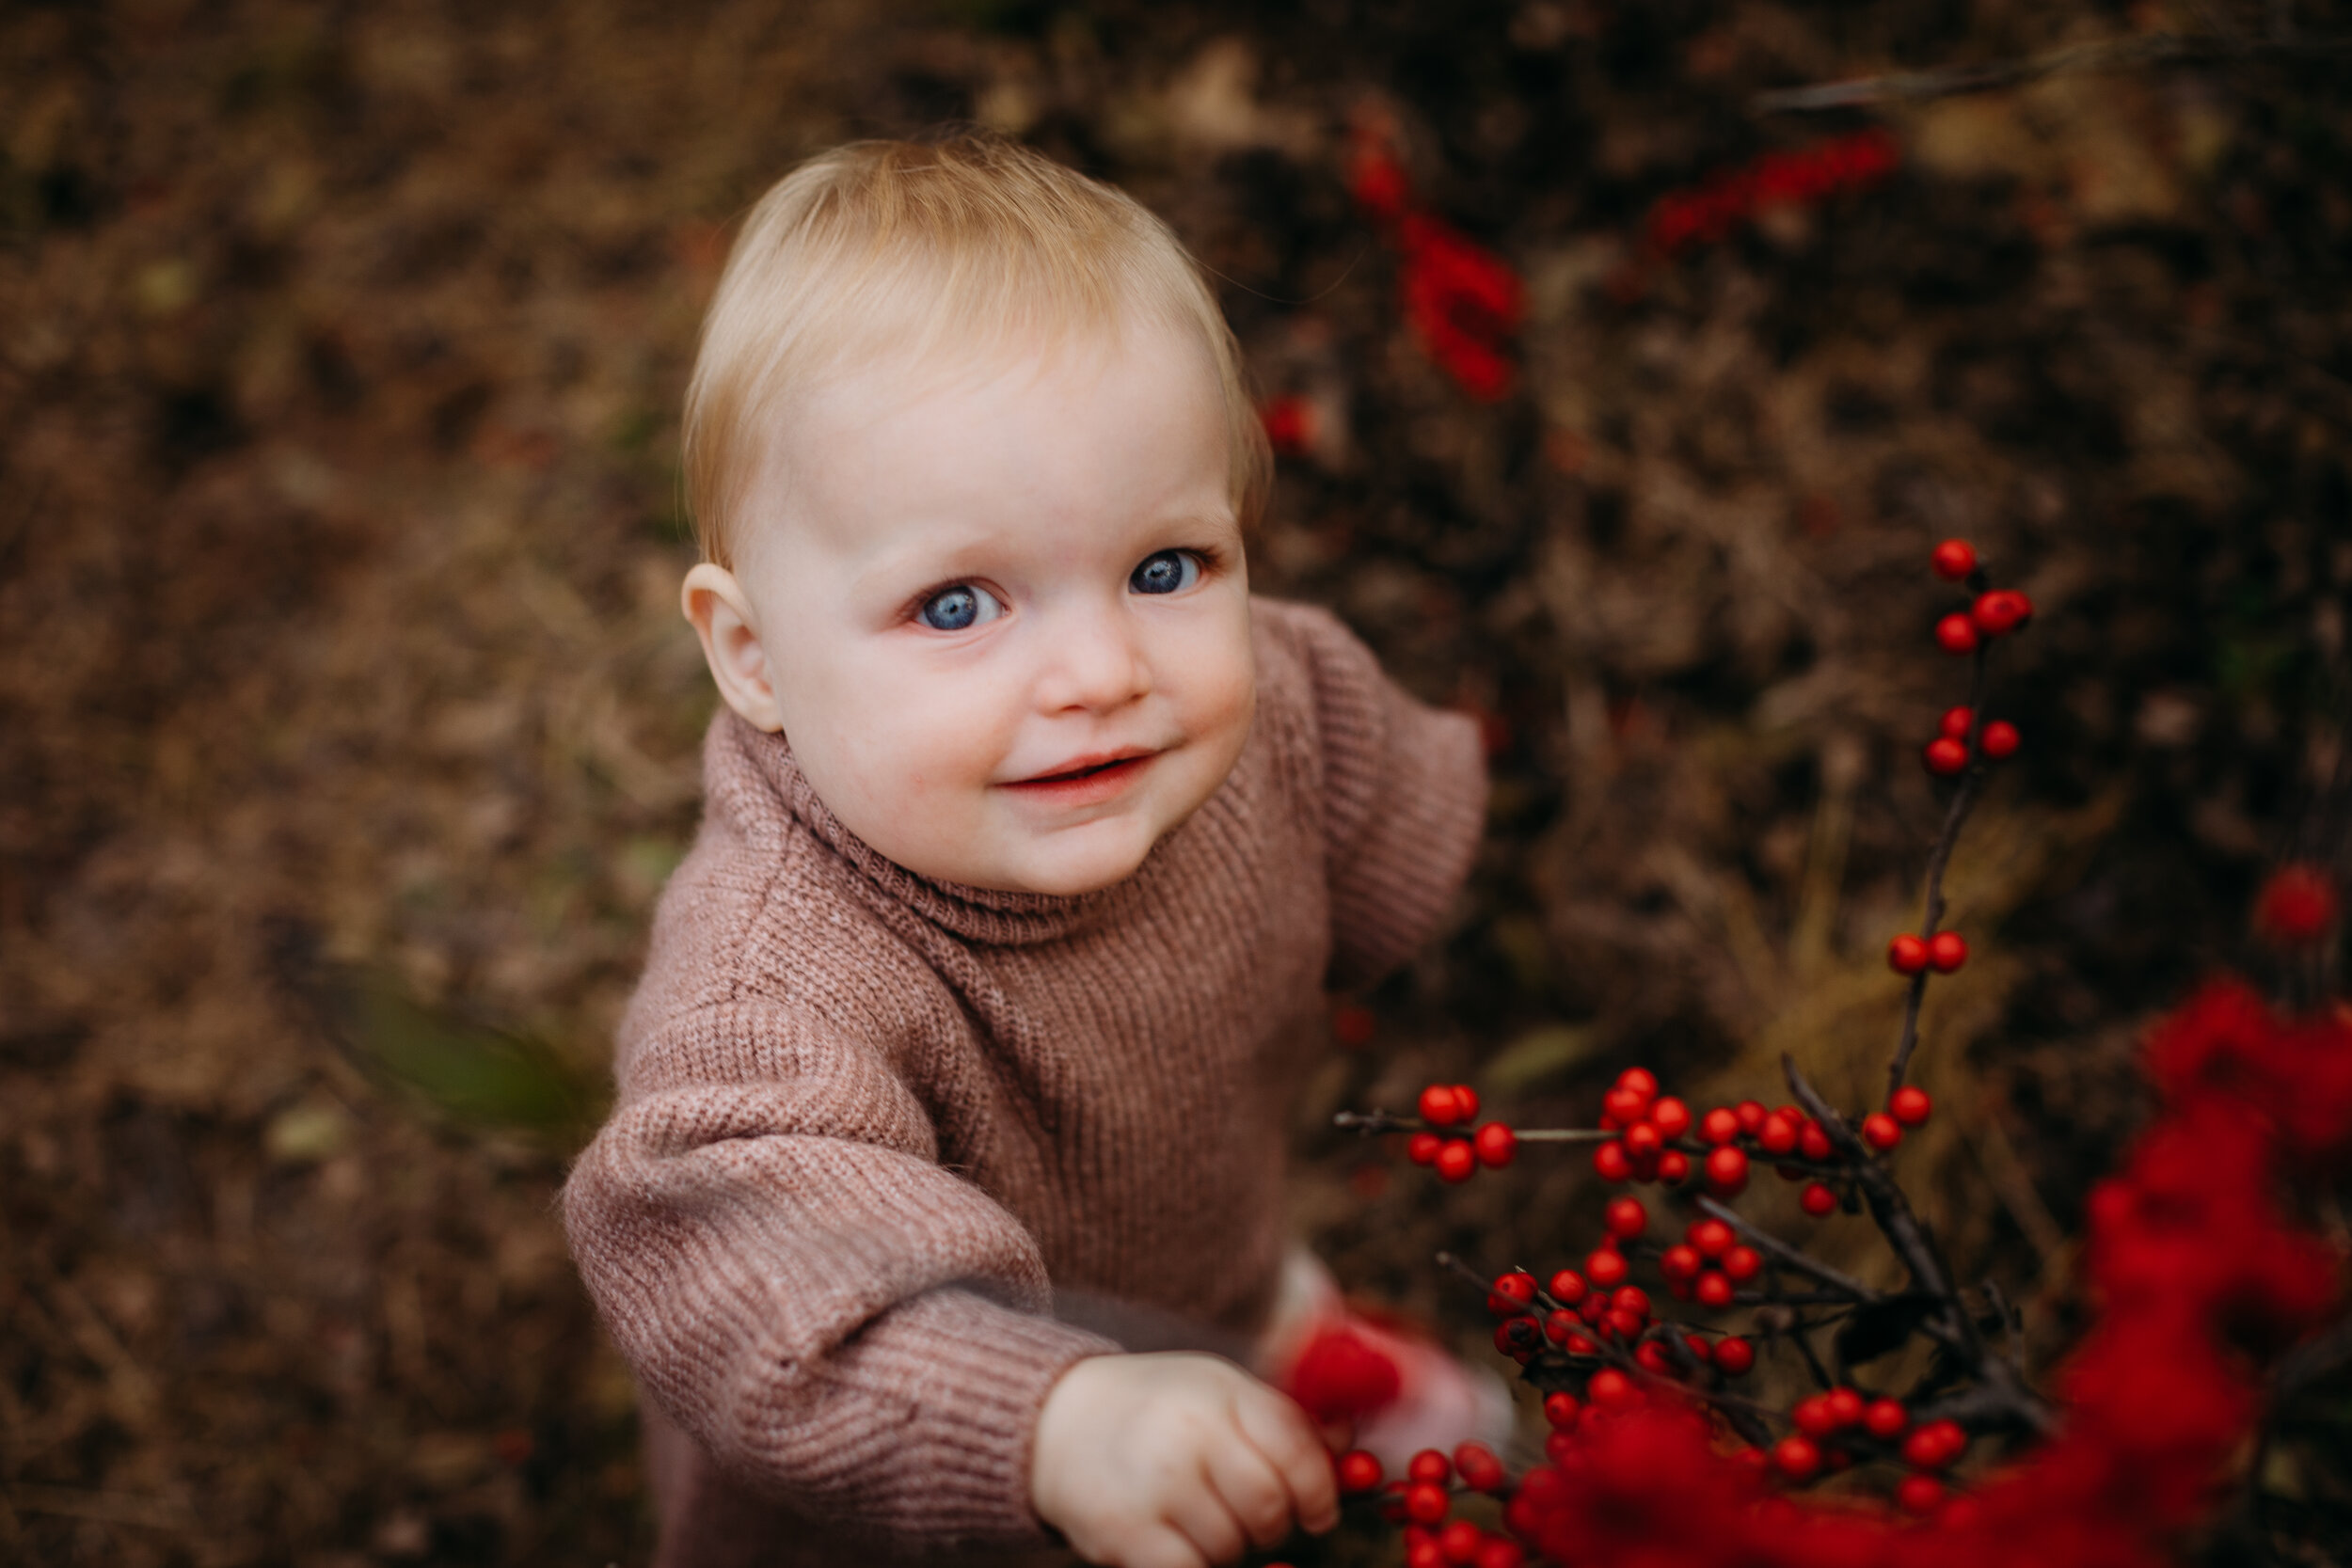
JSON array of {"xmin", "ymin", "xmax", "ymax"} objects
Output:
[{"xmin": 682, "ymin": 134, "xmax": 1270, "ymax": 569}]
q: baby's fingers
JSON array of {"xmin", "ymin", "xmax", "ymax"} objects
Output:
[
  {"xmin": 1232, "ymin": 1386, "xmax": 1341, "ymax": 1535},
  {"xmin": 1200, "ymin": 1438, "xmax": 1298, "ymax": 1550},
  {"xmin": 1166, "ymin": 1464, "xmax": 1252, "ymax": 1566}
]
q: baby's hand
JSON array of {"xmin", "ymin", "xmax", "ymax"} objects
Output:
[{"xmin": 1031, "ymin": 1352, "xmax": 1342, "ymax": 1568}]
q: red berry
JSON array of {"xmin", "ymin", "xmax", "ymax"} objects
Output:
[
  {"xmin": 1604, "ymin": 1196, "xmax": 1648, "ymax": 1240},
  {"xmin": 1757, "ymin": 1113, "xmax": 1799, "ymax": 1156},
  {"xmin": 1700, "ymin": 1107, "xmax": 1740, "ymax": 1144},
  {"xmin": 1587, "ymin": 1368, "xmax": 1638, "ymax": 1410},
  {"xmin": 1658, "ymin": 1149, "xmax": 1691, "ymax": 1182},
  {"xmin": 1864, "ymin": 1399, "xmax": 1909, "ymax": 1439},
  {"xmin": 1584, "ymin": 1248, "xmax": 1629, "ymax": 1289},
  {"xmin": 1705, "ymin": 1145, "xmax": 1749, "ymax": 1193},
  {"xmin": 1543, "ymin": 1390, "xmax": 1581, "ymax": 1429},
  {"xmin": 1633, "ymin": 1340, "xmax": 1675, "ymax": 1376},
  {"xmin": 1606, "ymin": 1307, "xmax": 1645, "ymax": 1339},
  {"xmin": 1801, "ymin": 1181, "xmax": 1838, "ymax": 1217},
  {"xmin": 1612, "ymin": 1285, "xmax": 1650, "ymax": 1319},
  {"xmin": 1474, "ymin": 1122, "xmax": 1518, "ymax": 1167},
  {"xmin": 1489, "ymin": 1271, "xmax": 1537, "ymax": 1309},
  {"xmin": 1971, "ymin": 589, "xmax": 2031, "ymax": 636},
  {"xmin": 1890, "ymin": 1085, "xmax": 1931, "ymax": 1126},
  {"xmin": 1772, "ymin": 1435, "xmax": 1821, "ymax": 1481},
  {"xmin": 1694, "ymin": 1270, "xmax": 1735, "ymax": 1308},
  {"xmin": 1454, "ymin": 1442, "xmax": 1504, "ymax": 1493},
  {"xmin": 1476, "ymin": 1539, "xmax": 1526, "ymax": 1568},
  {"xmin": 1661, "ymin": 1243, "xmax": 1702, "ymax": 1281},
  {"xmin": 1721, "ymin": 1245, "xmax": 1761, "ymax": 1283},
  {"xmin": 1593, "ymin": 1140, "xmax": 1633, "ymax": 1182},
  {"xmin": 1405, "ymin": 1480, "xmax": 1451, "ymax": 1525},
  {"xmin": 1548, "ymin": 1268, "xmax": 1588, "ymax": 1304},
  {"xmin": 1928, "ymin": 930, "xmax": 1968, "ymax": 973},
  {"xmin": 1616, "ymin": 1066, "xmax": 1659, "ymax": 1100},
  {"xmin": 1337, "ymin": 1449, "xmax": 1385, "ymax": 1491},
  {"xmin": 1799, "ymin": 1121, "xmax": 1835, "ymax": 1162},
  {"xmin": 1861, "ymin": 1113, "xmax": 1902, "ymax": 1151},
  {"xmin": 1407, "ymin": 1537, "xmax": 1446, "ymax": 1568},
  {"xmin": 1711, "ymin": 1336, "xmax": 1755, "ymax": 1375},
  {"xmin": 1406, "ymin": 1132, "xmax": 1442, "ymax": 1165},
  {"xmin": 1924, "ymin": 736, "xmax": 1969, "ymax": 775},
  {"xmin": 1896, "ymin": 1474, "xmax": 1946, "ymax": 1515},
  {"xmin": 1906, "ymin": 1418, "xmax": 1966, "ymax": 1469},
  {"xmin": 1938, "ymin": 705, "xmax": 1974, "ymax": 740},
  {"xmin": 1436, "ymin": 1140, "xmax": 1478, "ymax": 1181},
  {"xmin": 1625, "ymin": 1120, "xmax": 1665, "ymax": 1160},
  {"xmin": 1438, "ymin": 1519, "xmax": 1484, "ymax": 1564},
  {"xmin": 1934, "ymin": 613, "xmax": 1979, "ymax": 655},
  {"xmin": 1735, "ymin": 1100, "xmax": 1769, "ymax": 1132},
  {"xmin": 1824, "ymin": 1387, "xmax": 1864, "ymax": 1427},
  {"xmin": 1979, "ymin": 720, "xmax": 2019, "ymax": 759},
  {"xmin": 1494, "ymin": 1318, "xmax": 1540, "ymax": 1354},
  {"xmin": 1648, "ymin": 1096, "xmax": 1691, "ymax": 1138},
  {"xmin": 1602, "ymin": 1086, "xmax": 1647, "ymax": 1125},
  {"xmin": 1454, "ymin": 1085, "xmax": 1481, "ymax": 1119},
  {"xmin": 1407, "ymin": 1449, "xmax": 1452, "ymax": 1485},
  {"xmin": 1542, "ymin": 1429, "xmax": 1578, "ymax": 1466},
  {"xmin": 2256, "ymin": 864, "xmax": 2341, "ymax": 945},
  {"xmin": 1544, "ymin": 1308, "xmax": 1579, "ymax": 1345},
  {"xmin": 1887, "ymin": 933, "xmax": 1929, "ymax": 974},
  {"xmin": 1793, "ymin": 1395, "xmax": 1837, "ymax": 1439},
  {"xmin": 1688, "ymin": 1219, "xmax": 1734, "ymax": 1258},
  {"xmin": 1420, "ymin": 1085, "xmax": 1463, "ymax": 1127},
  {"xmin": 1564, "ymin": 1331, "xmax": 1599, "ymax": 1356},
  {"xmin": 1931, "ymin": 540, "xmax": 1977, "ymax": 580}
]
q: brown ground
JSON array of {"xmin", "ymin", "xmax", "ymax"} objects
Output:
[{"xmin": 3, "ymin": 1, "xmax": 2348, "ymax": 1563}]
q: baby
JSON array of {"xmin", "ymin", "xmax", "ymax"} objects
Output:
[{"xmin": 563, "ymin": 135, "xmax": 1492, "ymax": 1568}]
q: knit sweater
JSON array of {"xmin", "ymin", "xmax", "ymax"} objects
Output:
[{"xmin": 562, "ymin": 597, "xmax": 1486, "ymax": 1560}]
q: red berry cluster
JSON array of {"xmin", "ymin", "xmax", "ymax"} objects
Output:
[
  {"xmin": 1576, "ymin": 1074, "xmax": 1923, "ymax": 1211},
  {"xmin": 1346, "ymin": 125, "xmax": 1526, "ymax": 402},
  {"xmin": 1334, "ymin": 1444, "xmax": 1528, "ymax": 1568},
  {"xmin": 1406, "ymin": 1083, "xmax": 1518, "ymax": 1181},
  {"xmin": 1922, "ymin": 539, "xmax": 2031, "ymax": 774}
]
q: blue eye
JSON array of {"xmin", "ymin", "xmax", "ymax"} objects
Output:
[
  {"xmin": 1130, "ymin": 550, "xmax": 1201, "ymax": 596},
  {"xmin": 918, "ymin": 583, "xmax": 1004, "ymax": 631}
]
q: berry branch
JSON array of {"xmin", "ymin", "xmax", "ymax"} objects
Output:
[{"xmin": 1307, "ymin": 539, "xmax": 2351, "ymax": 1566}]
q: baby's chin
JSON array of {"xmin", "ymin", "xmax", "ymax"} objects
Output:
[{"xmin": 958, "ymin": 823, "xmax": 1165, "ymax": 897}]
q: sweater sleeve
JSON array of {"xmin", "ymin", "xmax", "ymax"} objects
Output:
[
  {"xmin": 1277, "ymin": 602, "xmax": 1487, "ymax": 990},
  {"xmin": 561, "ymin": 998, "xmax": 1118, "ymax": 1550}
]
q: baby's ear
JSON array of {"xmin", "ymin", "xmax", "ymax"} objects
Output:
[{"xmin": 682, "ymin": 563, "xmax": 786, "ymax": 731}]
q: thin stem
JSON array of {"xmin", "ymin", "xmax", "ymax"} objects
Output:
[
  {"xmin": 1695, "ymin": 1195, "xmax": 1880, "ymax": 1302},
  {"xmin": 1886, "ymin": 645, "xmax": 1992, "ymax": 1102},
  {"xmin": 1752, "ymin": 28, "xmax": 2352, "ymax": 114}
]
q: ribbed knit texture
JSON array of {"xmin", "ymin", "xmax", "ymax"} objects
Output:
[{"xmin": 563, "ymin": 598, "xmax": 1486, "ymax": 1565}]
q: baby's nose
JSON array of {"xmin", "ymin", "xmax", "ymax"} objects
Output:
[{"xmin": 1035, "ymin": 605, "xmax": 1152, "ymax": 712}]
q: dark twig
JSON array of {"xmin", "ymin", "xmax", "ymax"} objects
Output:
[
  {"xmin": 1886, "ymin": 644, "xmax": 1992, "ymax": 1102},
  {"xmin": 1753, "ymin": 29, "xmax": 2352, "ymax": 114},
  {"xmin": 1695, "ymin": 1195, "xmax": 1879, "ymax": 1303},
  {"xmin": 1785, "ymin": 1055, "xmax": 2059, "ymax": 1433}
]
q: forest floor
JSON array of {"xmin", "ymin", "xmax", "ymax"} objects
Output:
[{"xmin": 2, "ymin": 0, "xmax": 2348, "ymax": 1563}]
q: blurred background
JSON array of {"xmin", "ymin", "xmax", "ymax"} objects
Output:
[{"xmin": 2, "ymin": 0, "xmax": 2347, "ymax": 1562}]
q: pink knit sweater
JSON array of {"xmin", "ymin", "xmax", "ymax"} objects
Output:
[{"xmin": 563, "ymin": 598, "xmax": 1485, "ymax": 1562}]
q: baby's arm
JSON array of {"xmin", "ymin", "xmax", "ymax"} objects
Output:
[
  {"xmin": 1263, "ymin": 600, "xmax": 1486, "ymax": 988},
  {"xmin": 563, "ymin": 996, "xmax": 1119, "ymax": 1548},
  {"xmin": 1032, "ymin": 1353, "xmax": 1340, "ymax": 1568}
]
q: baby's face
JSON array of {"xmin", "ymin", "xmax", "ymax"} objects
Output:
[{"xmin": 702, "ymin": 323, "xmax": 1255, "ymax": 895}]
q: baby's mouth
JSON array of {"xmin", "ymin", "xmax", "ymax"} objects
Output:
[{"xmin": 1008, "ymin": 749, "xmax": 1158, "ymax": 788}]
